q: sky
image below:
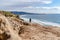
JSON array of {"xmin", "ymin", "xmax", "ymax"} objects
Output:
[{"xmin": 0, "ymin": 0, "xmax": 60, "ymax": 14}]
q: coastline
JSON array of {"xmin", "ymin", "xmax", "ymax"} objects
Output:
[
  {"xmin": 0, "ymin": 11, "xmax": 60, "ymax": 40},
  {"xmin": 20, "ymin": 15, "xmax": 60, "ymax": 27}
]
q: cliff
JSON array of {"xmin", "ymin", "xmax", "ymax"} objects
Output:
[{"xmin": 0, "ymin": 11, "xmax": 60, "ymax": 40}]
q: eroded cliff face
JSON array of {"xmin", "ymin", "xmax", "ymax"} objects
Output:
[{"xmin": 0, "ymin": 12, "xmax": 60, "ymax": 40}]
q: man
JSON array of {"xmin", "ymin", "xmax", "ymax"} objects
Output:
[{"xmin": 29, "ymin": 18, "xmax": 31, "ymax": 23}]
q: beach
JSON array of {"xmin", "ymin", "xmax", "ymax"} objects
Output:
[
  {"xmin": 0, "ymin": 11, "xmax": 60, "ymax": 40},
  {"xmin": 20, "ymin": 14, "xmax": 60, "ymax": 27}
]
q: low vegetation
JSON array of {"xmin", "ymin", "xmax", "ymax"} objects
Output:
[{"xmin": 0, "ymin": 11, "xmax": 19, "ymax": 18}]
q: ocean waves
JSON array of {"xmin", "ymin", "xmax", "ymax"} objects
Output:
[{"xmin": 20, "ymin": 15, "xmax": 60, "ymax": 27}]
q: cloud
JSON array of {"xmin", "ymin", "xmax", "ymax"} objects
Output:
[
  {"xmin": 0, "ymin": 0, "xmax": 57, "ymax": 14},
  {"xmin": 3, "ymin": 6, "xmax": 60, "ymax": 14},
  {"xmin": 0, "ymin": 0, "xmax": 53, "ymax": 11},
  {"xmin": 40, "ymin": 0, "xmax": 52, "ymax": 4},
  {"xmin": 0, "ymin": 0, "xmax": 52, "ymax": 7}
]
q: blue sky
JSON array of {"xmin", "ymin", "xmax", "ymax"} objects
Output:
[{"xmin": 0, "ymin": 0, "xmax": 60, "ymax": 14}]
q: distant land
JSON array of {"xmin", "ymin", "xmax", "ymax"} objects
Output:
[
  {"xmin": 11, "ymin": 11, "xmax": 45, "ymax": 15},
  {"xmin": 11, "ymin": 11, "xmax": 60, "ymax": 15}
]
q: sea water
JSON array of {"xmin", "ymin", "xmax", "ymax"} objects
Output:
[{"xmin": 20, "ymin": 14, "xmax": 60, "ymax": 27}]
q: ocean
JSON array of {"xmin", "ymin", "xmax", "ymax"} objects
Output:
[{"xmin": 20, "ymin": 14, "xmax": 60, "ymax": 27}]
